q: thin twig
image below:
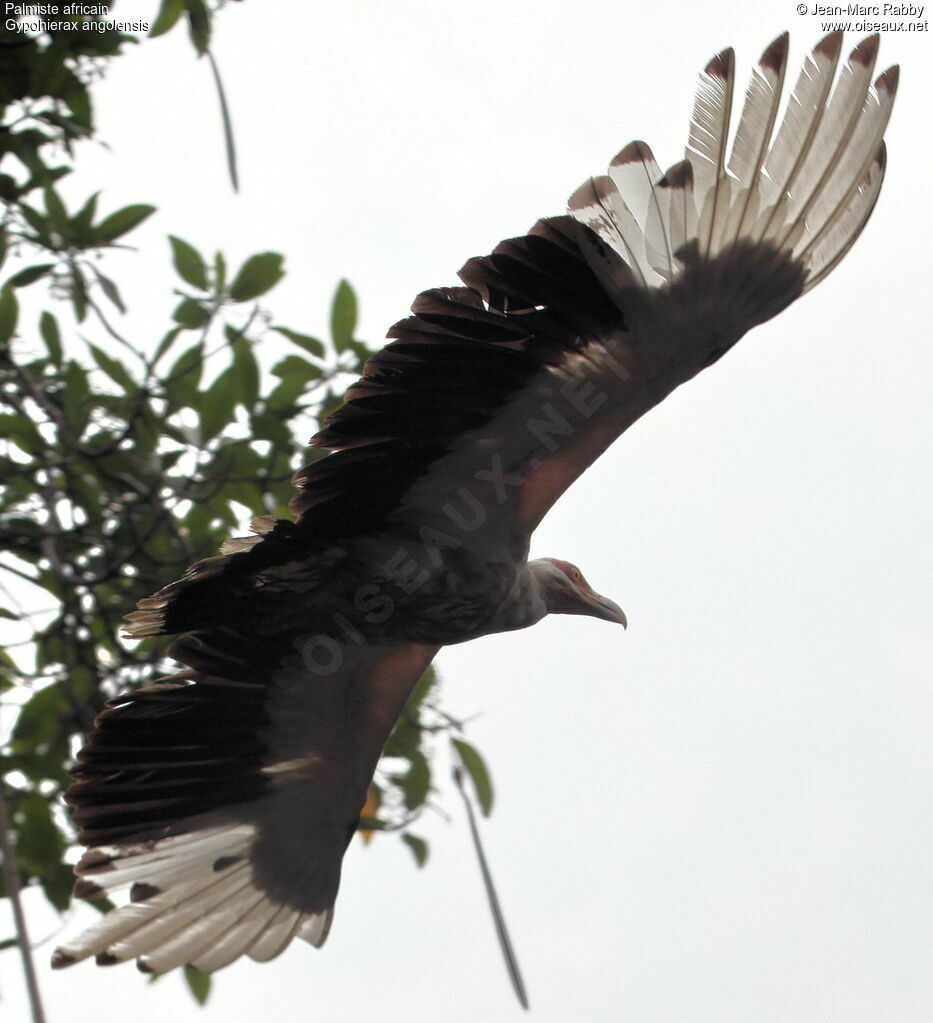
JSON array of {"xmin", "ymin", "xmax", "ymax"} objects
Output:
[
  {"xmin": 0, "ymin": 786, "xmax": 48, "ymax": 1023},
  {"xmin": 452, "ymin": 766, "xmax": 529, "ymax": 1010},
  {"xmin": 83, "ymin": 287, "xmax": 132, "ymax": 350},
  {"xmin": 206, "ymin": 50, "xmax": 239, "ymax": 192}
]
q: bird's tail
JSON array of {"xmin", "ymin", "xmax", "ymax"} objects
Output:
[
  {"xmin": 51, "ymin": 678, "xmax": 345, "ymax": 974},
  {"xmin": 51, "ymin": 815, "xmax": 335, "ymax": 974},
  {"xmin": 568, "ymin": 33, "xmax": 897, "ymax": 333}
]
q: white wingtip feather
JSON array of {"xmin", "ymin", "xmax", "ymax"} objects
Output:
[{"xmin": 569, "ymin": 32, "xmax": 896, "ymax": 310}]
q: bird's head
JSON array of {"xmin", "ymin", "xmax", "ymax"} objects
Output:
[{"xmin": 530, "ymin": 558, "xmax": 627, "ymax": 627}]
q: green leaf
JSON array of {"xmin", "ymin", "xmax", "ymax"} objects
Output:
[
  {"xmin": 10, "ymin": 682, "xmax": 69, "ymax": 754},
  {"xmin": 271, "ymin": 354, "xmax": 323, "ymax": 383},
  {"xmin": 0, "ymin": 413, "xmax": 43, "ymax": 455},
  {"xmin": 214, "ymin": 251, "xmax": 226, "ymax": 292},
  {"xmin": 18, "ymin": 202, "xmax": 52, "ymax": 246},
  {"xmin": 272, "ymin": 326, "xmax": 325, "ymax": 359},
  {"xmin": 330, "ymin": 279, "xmax": 357, "ymax": 352},
  {"xmin": 61, "ymin": 359, "xmax": 91, "ymax": 434},
  {"xmin": 6, "ymin": 263, "xmax": 55, "ymax": 288},
  {"xmin": 250, "ymin": 407, "xmax": 294, "ymax": 445},
  {"xmin": 88, "ymin": 344, "xmax": 136, "ymax": 392},
  {"xmin": 63, "ymin": 83, "xmax": 92, "ymax": 130},
  {"xmin": 165, "ymin": 341, "xmax": 204, "ymax": 407},
  {"xmin": 228, "ymin": 252, "xmax": 284, "ymax": 302},
  {"xmin": 172, "ymin": 297, "xmax": 210, "ymax": 329},
  {"xmin": 89, "ymin": 265, "xmax": 125, "ymax": 313},
  {"xmin": 183, "ymin": 965, "xmax": 212, "ymax": 1006},
  {"xmin": 398, "ymin": 749, "xmax": 430, "ymax": 811},
  {"xmin": 263, "ymin": 375, "xmax": 310, "ymax": 414},
  {"xmin": 9, "ymin": 133, "xmax": 50, "ymax": 178},
  {"xmin": 149, "ymin": 0, "xmax": 185, "ymax": 37},
  {"xmin": 402, "ymin": 833, "xmax": 429, "ymax": 868},
  {"xmin": 183, "ymin": 500, "xmax": 216, "ymax": 543},
  {"xmin": 70, "ymin": 264, "xmax": 88, "ymax": 322},
  {"xmin": 198, "ymin": 365, "xmax": 240, "ymax": 440},
  {"xmin": 71, "ymin": 190, "xmax": 99, "ymax": 242},
  {"xmin": 168, "ymin": 235, "xmax": 208, "ymax": 290},
  {"xmin": 452, "ymin": 738, "xmax": 494, "ymax": 816},
  {"xmin": 184, "ymin": 0, "xmax": 211, "ymax": 54},
  {"xmin": 0, "ymin": 286, "xmax": 19, "ymax": 343},
  {"xmin": 152, "ymin": 325, "xmax": 183, "ymax": 366},
  {"xmin": 95, "ymin": 204, "xmax": 156, "ymax": 243},
  {"xmin": 40, "ymin": 861, "xmax": 75, "ymax": 913},
  {"xmin": 43, "ymin": 187, "xmax": 69, "ymax": 236},
  {"xmin": 404, "ymin": 664, "xmax": 439, "ymax": 718},
  {"xmin": 15, "ymin": 791, "xmax": 65, "ymax": 875},
  {"xmin": 231, "ymin": 334, "xmax": 259, "ymax": 409},
  {"xmin": 39, "ymin": 311, "xmax": 62, "ymax": 365}
]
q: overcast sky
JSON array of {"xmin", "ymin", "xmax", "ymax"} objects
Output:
[{"xmin": 3, "ymin": 1, "xmax": 931, "ymax": 1021}]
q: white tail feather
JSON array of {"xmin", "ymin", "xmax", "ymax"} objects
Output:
[
  {"xmin": 120, "ymin": 869, "xmax": 257, "ymax": 972},
  {"xmin": 52, "ymin": 816, "xmax": 335, "ymax": 973},
  {"xmin": 187, "ymin": 895, "xmax": 285, "ymax": 973},
  {"xmin": 73, "ymin": 821, "xmax": 254, "ymax": 894},
  {"xmin": 298, "ymin": 907, "xmax": 334, "ymax": 948},
  {"xmin": 246, "ymin": 904, "xmax": 304, "ymax": 962}
]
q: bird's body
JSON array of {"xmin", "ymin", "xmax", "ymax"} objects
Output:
[{"xmin": 53, "ymin": 32, "xmax": 898, "ymax": 975}]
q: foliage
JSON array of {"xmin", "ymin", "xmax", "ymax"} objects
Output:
[{"xmin": 0, "ymin": 2, "xmax": 492, "ymax": 1006}]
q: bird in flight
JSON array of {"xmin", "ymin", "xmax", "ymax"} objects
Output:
[{"xmin": 53, "ymin": 32, "xmax": 897, "ymax": 975}]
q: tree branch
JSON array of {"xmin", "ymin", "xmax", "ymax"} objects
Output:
[{"xmin": 0, "ymin": 787, "xmax": 48, "ymax": 1023}]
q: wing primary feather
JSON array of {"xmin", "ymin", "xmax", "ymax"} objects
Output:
[
  {"xmin": 609, "ymin": 141, "xmax": 672, "ymax": 277},
  {"xmin": 792, "ymin": 63, "xmax": 897, "ymax": 263},
  {"xmin": 685, "ymin": 47, "xmax": 735, "ymax": 257},
  {"xmin": 726, "ymin": 33, "xmax": 789, "ymax": 244},
  {"xmin": 777, "ymin": 34, "xmax": 880, "ymax": 252},
  {"xmin": 802, "ymin": 140, "xmax": 886, "ymax": 292},
  {"xmin": 757, "ymin": 32, "xmax": 844, "ymax": 241},
  {"xmin": 571, "ymin": 32, "xmax": 893, "ymax": 304},
  {"xmin": 656, "ymin": 159, "xmax": 694, "ymax": 260},
  {"xmin": 567, "ymin": 176, "xmax": 652, "ymax": 287}
]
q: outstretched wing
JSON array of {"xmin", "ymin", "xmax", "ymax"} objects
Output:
[
  {"xmin": 288, "ymin": 33, "xmax": 896, "ymax": 555},
  {"xmin": 53, "ymin": 638, "xmax": 438, "ymax": 972}
]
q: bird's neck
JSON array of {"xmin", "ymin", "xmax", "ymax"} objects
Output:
[{"xmin": 484, "ymin": 563, "xmax": 550, "ymax": 635}]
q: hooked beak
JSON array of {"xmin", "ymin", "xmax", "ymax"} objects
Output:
[{"xmin": 585, "ymin": 591, "xmax": 628, "ymax": 628}]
